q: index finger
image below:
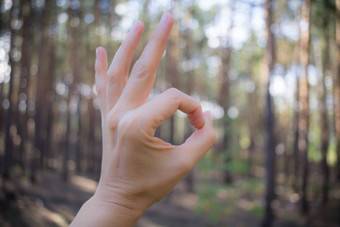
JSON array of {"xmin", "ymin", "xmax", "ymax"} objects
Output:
[
  {"xmin": 116, "ymin": 13, "xmax": 174, "ymax": 112},
  {"xmin": 134, "ymin": 13, "xmax": 173, "ymax": 76},
  {"xmin": 137, "ymin": 88, "xmax": 205, "ymax": 136}
]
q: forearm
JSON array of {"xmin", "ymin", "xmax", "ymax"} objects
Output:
[{"xmin": 70, "ymin": 195, "xmax": 143, "ymax": 227}]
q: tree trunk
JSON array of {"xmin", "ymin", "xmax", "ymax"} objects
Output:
[
  {"xmin": 246, "ymin": 58, "xmax": 257, "ymax": 178},
  {"xmin": 87, "ymin": 98, "xmax": 96, "ymax": 175},
  {"xmin": 280, "ymin": 101, "xmax": 290, "ymax": 182},
  {"xmin": 3, "ymin": 0, "xmax": 16, "ymax": 179},
  {"xmin": 62, "ymin": 96, "xmax": 71, "ymax": 181},
  {"xmin": 76, "ymin": 95, "xmax": 83, "ymax": 173},
  {"xmin": 290, "ymin": 9, "xmax": 301, "ymax": 187},
  {"xmin": 43, "ymin": 41, "xmax": 56, "ymax": 169},
  {"xmin": 31, "ymin": 0, "xmax": 54, "ymax": 183},
  {"xmin": 319, "ymin": 24, "xmax": 330, "ymax": 204},
  {"xmin": 84, "ymin": 0, "xmax": 101, "ymax": 177},
  {"xmin": 299, "ymin": 0, "xmax": 311, "ymax": 214},
  {"xmin": 183, "ymin": 16, "xmax": 195, "ymax": 192},
  {"xmin": 335, "ymin": 0, "xmax": 340, "ymax": 183},
  {"xmin": 0, "ymin": 0, "xmax": 3, "ymax": 132},
  {"xmin": 166, "ymin": 3, "xmax": 180, "ymax": 145},
  {"xmin": 292, "ymin": 66, "xmax": 300, "ymax": 189},
  {"xmin": 17, "ymin": 0, "xmax": 33, "ymax": 172},
  {"xmin": 62, "ymin": 1, "xmax": 83, "ymax": 181},
  {"xmin": 218, "ymin": 2, "xmax": 234, "ymax": 184},
  {"xmin": 262, "ymin": 0, "xmax": 277, "ymax": 226},
  {"xmin": 93, "ymin": 0, "xmax": 102, "ymax": 28}
]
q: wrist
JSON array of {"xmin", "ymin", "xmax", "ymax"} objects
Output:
[
  {"xmin": 93, "ymin": 194, "xmax": 144, "ymax": 224},
  {"xmin": 94, "ymin": 182, "xmax": 154, "ymax": 215},
  {"xmin": 71, "ymin": 193, "xmax": 145, "ymax": 227},
  {"xmin": 92, "ymin": 192, "xmax": 145, "ymax": 217}
]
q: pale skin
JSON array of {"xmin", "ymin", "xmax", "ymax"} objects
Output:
[{"xmin": 71, "ymin": 13, "xmax": 216, "ymax": 227}]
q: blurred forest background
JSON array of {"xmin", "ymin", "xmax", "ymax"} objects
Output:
[{"xmin": 0, "ymin": 0, "xmax": 340, "ymax": 226}]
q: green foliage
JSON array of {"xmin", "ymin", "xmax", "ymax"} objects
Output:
[
  {"xmin": 196, "ymin": 183, "xmax": 235, "ymax": 223},
  {"xmin": 250, "ymin": 204, "xmax": 264, "ymax": 218},
  {"xmin": 308, "ymin": 117, "xmax": 322, "ymax": 162},
  {"xmin": 239, "ymin": 179, "xmax": 263, "ymax": 194},
  {"xmin": 196, "ymin": 178, "xmax": 264, "ymax": 223},
  {"xmin": 225, "ymin": 158, "xmax": 248, "ymax": 175}
]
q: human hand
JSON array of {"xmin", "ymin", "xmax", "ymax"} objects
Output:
[{"xmin": 71, "ymin": 13, "xmax": 216, "ymax": 227}]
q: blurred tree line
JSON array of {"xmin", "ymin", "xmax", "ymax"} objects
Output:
[{"xmin": 0, "ymin": 0, "xmax": 339, "ymax": 226}]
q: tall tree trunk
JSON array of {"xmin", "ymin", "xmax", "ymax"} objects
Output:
[
  {"xmin": 335, "ymin": 0, "xmax": 340, "ymax": 183},
  {"xmin": 281, "ymin": 108, "xmax": 290, "ymax": 182},
  {"xmin": 62, "ymin": 95, "xmax": 71, "ymax": 181},
  {"xmin": 31, "ymin": 0, "xmax": 55, "ymax": 183},
  {"xmin": 183, "ymin": 13, "xmax": 195, "ymax": 192},
  {"xmin": 218, "ymin": 1, "xmax": 234, "ymax": 184},
  {"xmin": 0, "ymin": 1, "xmax": 4, "ymax": 133},
  {"xmin": 262, "ymin": 0, "xmax": 277, "ymax": 226},
  {"xmin": 166, "ymin": 2, "xmax": 180, "ymax": 145},
  {"xmin": 299, "ymin": 0, "xmax": 311, "ymax": 214},
  {"xmin": 85, "ymin": 0, "xmax": 102, "ymax": 177},
  {"xmin": 3, "ymin": 1, "xmax": 17, "ymax": 179},
  {"xmin": 93, "ymin": 0, "xmax": 102, "ymax": 28},
  {"xmin": 43, "ymin": 41, "xmax": 56, "ymax": 169},
  {"xmin": 319, "ymin": 24, "xmax": 330, "ymax": 205},
  {"xmin": 17, "ymin": 0, "xmax": 33, "ymax": 172},
  {"xmin": 63, "ymin": 1, "xmax": 83, "ymax": 181},
  {"xmin": 292, "ymin": 57, "xmax": 300, "ymax": 189},
  {"xmin": 246, "ymin": 58, "xmax": 257, "ymax": 178},
  {"xmin": 84, "ymin": 35, "xmax": 94, "ymax": 176},
  {"xmin": 76, "ymin": 95, "xmax": 83, "ymax": 173},
  {"xmin": 291, "ymin": 3, "xmax": 302, "ymax": 189},
  {"xmin": 87, "ymin": 98, "xmax": 96, "ymax": 175}
]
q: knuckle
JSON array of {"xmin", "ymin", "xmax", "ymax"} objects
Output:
[
  {"xmin": 150, "ymin": 34, "xmax": 167, "ymax": 47},
  {"xmin": 120, "ymin": 42, "xmax": 130, "ymax": 53},
  {"xmin": 107, "ymin": 110, "xmax": 120, "ymax": 130},
  {"xmin": 108, "ymin": 68, "xmax": 120, "ymax": 83},
  {"xmin": 165, "ymin": 88, "xmax": 181, "ymax": 103},
  {"xmin": 166, "ymin": 87, "xmax": 180, "ymax": 96},
  {"xmin": 132, "ymin": 60, "xmax": 151, "ymax": 78},
  {"xmin": 108, "ymin": 75, "xmax": 116, "ymax": 84}
]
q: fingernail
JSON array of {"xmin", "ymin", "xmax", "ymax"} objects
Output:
[
  {"xmin": 160, "ymin": 13, "xmax": 169, "ymax": 24},
  {"xmin": 131, "ymin": 21, "xmax": 140, "ymax": 33}
]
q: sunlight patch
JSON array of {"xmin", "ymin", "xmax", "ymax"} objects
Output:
[{"xmin": 71, "ymin": 175, "xmax": 97, "ymax": 193}]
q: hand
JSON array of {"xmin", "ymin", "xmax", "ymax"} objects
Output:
[{"xmin": 71, "ymin": 13, "xmax": 216, "ymax": 227}]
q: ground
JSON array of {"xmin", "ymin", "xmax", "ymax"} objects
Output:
[
  {"xmin": 0, "ymin": 170, "xmax": 227, "ymax": 227},
  {"xmin": 0, "ymin": 170, "xmax": 339, "ymax": 227}
]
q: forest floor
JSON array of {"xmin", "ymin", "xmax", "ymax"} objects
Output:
[{"xmin": 0, "ymin": 170, "xmax": 339, "ymax": 227}]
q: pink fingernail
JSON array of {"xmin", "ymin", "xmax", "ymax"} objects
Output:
[
  {"xmin": 131, "ymin": 21, "xmax": 139, "ymax": 33},
  {"xmin": 160, "ymin": 13, "xmax": 169, "ymax": 24}
]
